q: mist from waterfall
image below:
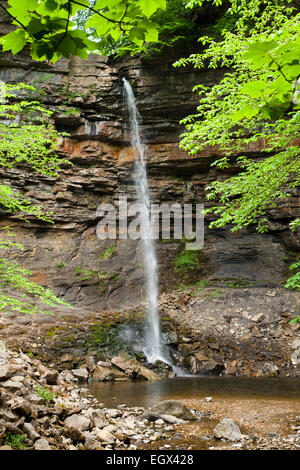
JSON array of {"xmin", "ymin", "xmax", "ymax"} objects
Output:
[{"xmin": 122, "ymin": 78, "xmax": 165, "ymax": 364}]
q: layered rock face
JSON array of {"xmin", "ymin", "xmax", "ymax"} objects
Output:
[
  {"xmin": 1, "ymin": 49, "xmax": 299, "ymax": 309},
  {"xmin": 0, "ymin": 37, "xmax": 299, "ymax": 374}
]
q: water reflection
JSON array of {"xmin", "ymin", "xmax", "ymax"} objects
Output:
[{"xmin": 88, "ymin": 376, "xmax": 300, "ymax": 409}]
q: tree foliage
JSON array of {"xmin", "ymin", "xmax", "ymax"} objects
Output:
[
  {"xmin": 75, "ymin": 0, "xmax": 201, "ymax": 57},
  {"xmin": 0, "ymin": 0, "xmax": 167, "ymax": 62},
  {"xmin": 0, "ymin": 83, "xmax": 71, "ymax": 314},
  {"xmin": 175, "ymin": 0, "xmax": 300, "ymax": 288}
]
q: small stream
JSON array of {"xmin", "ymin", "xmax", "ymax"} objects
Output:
[{"xmin": 88, "ymin": 376, "xmax": 300, "ymax": 408}]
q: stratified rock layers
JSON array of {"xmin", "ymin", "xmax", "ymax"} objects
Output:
[{"xmin": 0, "ymin": 31, "xmax": 299, "ymax": 374}]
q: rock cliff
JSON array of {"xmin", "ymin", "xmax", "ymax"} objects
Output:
[{"xmin": 0, "ymin": 30, "xmax": 299, "ymax": 375}]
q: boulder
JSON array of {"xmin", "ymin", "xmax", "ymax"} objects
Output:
[
  {"xmin": 0, "ymin": 380, "xmax": 24, "ymax": 393},
  {"xmin": 111, "ymin": 353, "xmax": 160, "ymax": 381},
  {"xmin": 71, "ymin": 368, "xmax": 89, "ymax": 382},
  {"xmin": 0, "ymin": 366, "xmax": 11, "ymax": 382},
  {"xmin": 90, "ymin": 409, "xmax": 108, "ymax": 429},
  {"xmin": 23, "ymin": 422, "xmax": 40, "ymax": 441},
  {"xmin": 64, "ymin": 414, "xmax": 91, "ymax": 432},
  {"xmin": 213, "ymin": 418, "xmax": 242, "ymax": 442},
  {"xmin": 10, "ymin": 398, "xmax": 34, "ymax": 417},
  {"xmin": 34, "ymin": 438, "xmax": 52, "ymax": 450},
  {"xmin": 292, "ymin": 350, "xmax": 300, "ymax": 368},
  {"xmin": 83, "ymin": 431, "xmax": 105, "ymax": 450},
  {"xmin": 37, "ymin": 365, "xmax": 58, "ymax": 385},
  {"xmin": 0, "ymin": 340, "xmax": 7, "ymax": 366},
  {"xmin": 144, "ymin": 400, "xmax": 196, "ymax": 422},
  {"xmin": 192, "ymin": 359, "xmax": 224, "ymax": 375},
  {"xmin": 96, "ymin": 428, "xmax": 116, "ymax": 444},
  {"xmin": 262, "ymin": 362, "xmax": 279, "ymax": 377},
  {"xmin": 93, "ymin": 363, "xmax": 127, "ymax": 382}
]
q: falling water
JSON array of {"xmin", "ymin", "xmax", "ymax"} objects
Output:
[
  {"xmin": 122, "ymin": 79, "xmax": 192, "ymax": 377},
  {"xmin": 122, "ymin": 78, "xmax": 165, "ymax": 363}
]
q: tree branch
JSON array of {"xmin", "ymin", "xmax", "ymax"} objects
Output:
[{"xmin": 71, "ymin": 0, "xmax": 130, "ymax": 29}]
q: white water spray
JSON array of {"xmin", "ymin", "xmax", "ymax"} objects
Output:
[{"xmin": 122, "ymin": 78, "xmax": 166, "ymax": 363}]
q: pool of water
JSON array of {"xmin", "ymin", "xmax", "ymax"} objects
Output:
[{"xmin": 88, "ymin": 376, "xmax": 300, "ymax": 408}]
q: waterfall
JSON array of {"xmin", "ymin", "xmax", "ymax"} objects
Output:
[
  {"xmin": 122, "ymin": 78, "xmax": 192, "ymax": 378},
  {"xmin": 122, "ymin": 78, "xmax": 166, "ymax": 364}
]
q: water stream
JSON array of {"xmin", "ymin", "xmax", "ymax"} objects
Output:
[{"xmin": 123, "ymin": 78, "xmax": 170, "ymax": 366}]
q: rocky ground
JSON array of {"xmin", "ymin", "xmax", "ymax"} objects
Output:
[
  {"xmin": 0, "ymin": 343, "xmax": 199, "ymax": 450},
  {"xmin": 0, "ymin": 286, "xmax": 299, "ymax": 379},
  {"xmin": 1, "ymin": 343, "xmax": 299, "ymax": 451}
]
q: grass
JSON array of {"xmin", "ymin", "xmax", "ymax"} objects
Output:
[
  {"xmin": 289, "ymin": 317, "xmax": 300, "ymax": 325},
  {"xmin": 34, "ymin": 385, "xmax": 55, "ymax": 405},
  {"xmin": 98, "ymin": 245, "xmax": 116, "ymax": 260},
  {"xmin": 57, "ymin": 261, "xmax": 67, "ymax": 269},
  {"xmin": 75, "ymin": 266, "xmax": 94, "ymax": 281},
  {"xmin": 5, "ymin": 432, "xmax": 27, "ymax": 450}
]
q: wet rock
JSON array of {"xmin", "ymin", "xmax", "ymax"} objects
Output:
[
  {"xmin": 213, "ymin": 418, "xmax": 243, "ymax": 442},
  {"xmin": 159, "ymin": 414, "xmax": 186, "ymax": 424},
  {"xmin": 144, "ymin": 400, "xmax": 196, "ymax": 422}
]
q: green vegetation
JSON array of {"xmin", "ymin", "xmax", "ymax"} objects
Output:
[
  {"xmin": 0, "ymin": 82, "xmax": 72, "ymax": 316},
  {"xmin": 0, "ymin": 0, "xmax": 169, "ymax": 62},
  {"xmin": 85, "ymin": 0, "xmax": 202, "ymax": 57},
  {"xmin": 86, "ymin": 314, "xmax": 146, "ymax": 358},
  {"xmin": 5, "ymin": 432, "xmax": 27, "ymax": 450},
  {"xmin": 98, "ymin": 245, "xmax": 116, "ymax": 260},
  {"xmin": 174, "ymin": 248, "xmax": 204, "ymax": 272},
  {"xmin": 75, "ymin": 266, "xmax": 94, "ymax": 281},
  {"xmin": 0, "ymin": 0, "xmax": 299, "ymax": 305},
  {"xmin": 289, "ymin": 317, "xmax": 300, "ymax": 325},
  {"xmin": 34, "ymin": 385, "xmax": 56, "ymax": 405},
  {"xmin": 174, "ymin": 0, "xmax": 300, "ymax": 292},
  {"xmin": 56, "ymin": 261, "xmax": 67, "ymax": 268},
  {"xmin": 284, "ymin": 260, "xmax": 300, "ymax": 291}
]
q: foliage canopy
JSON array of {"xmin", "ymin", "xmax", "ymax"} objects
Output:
[
  {"xmin": 0, "ymin": 83, "xmax": 71, "ymax": 314},
  {"xmin": 175, "ymin": 0, "xmax": 300, "ymax": 288},
  {"xmin": 0, "ymin": 0, "xmax": 168, "ymax": 62}
]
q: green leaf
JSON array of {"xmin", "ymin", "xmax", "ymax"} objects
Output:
[
  {"xmin": 0, "ymin": 29, "xmax": 27, "ymax": 55},
  {"xmin": 86, "ymin": 14, "xmax": 112, "ymax": 36},
  {"xmin": 138, "ymin": 0, "xmax": 166, "ymax": 18}
]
